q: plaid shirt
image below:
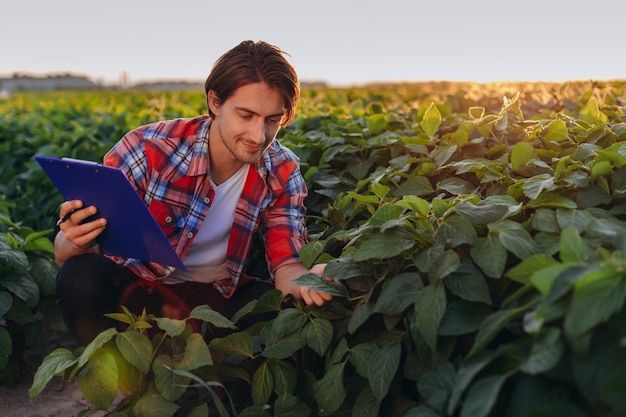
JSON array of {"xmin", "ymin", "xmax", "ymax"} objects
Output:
[{"xmin": 103, "ymin": 115, "xmax": 308, "ymax": 297}]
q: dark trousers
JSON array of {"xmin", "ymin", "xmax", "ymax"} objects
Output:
[{"xmin": 56, "ymin": 253, "xmax": 275, "ymax": 346}]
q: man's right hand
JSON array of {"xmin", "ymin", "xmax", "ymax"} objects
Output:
[{"xmin": 54, "ymin": 200, "xmax": 107, "ymax": 266}]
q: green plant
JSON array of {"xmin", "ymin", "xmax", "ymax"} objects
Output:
[{"xmin": 0, "ymin": 201, "xmax": 59, "ymax": 385}]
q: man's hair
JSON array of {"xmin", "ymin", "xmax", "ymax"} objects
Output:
[{"xmin": 204, "ymin": 40, "xmax": 300, "ymax": 126}]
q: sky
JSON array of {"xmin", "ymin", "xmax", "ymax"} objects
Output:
[{"xmin": 1, "ymin": 0, "xmax": 624, "ymax": 86}]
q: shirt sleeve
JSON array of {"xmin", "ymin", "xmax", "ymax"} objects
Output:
[{"xmin": 263, "ymin": 161, "xmax": 308, "ymax": 273}]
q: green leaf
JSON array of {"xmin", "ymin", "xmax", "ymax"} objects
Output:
[
  {"xmin": 78, "ymin": 327, "xmax": 117, "ymax": 368},
  {"xmin": 176, "ymin": 333, "xmax": 213, "ymax": 370},
  {"xmin": 268, "ymin": 360, "xmax": 297, "ymax": 397},
  {"xmin": 154, "ymin": 317, "xmax": 186, "ymax": 337},
  {"xmin": 580, "ymin": 96, "xmax": 608, "ymax": 124},
  {"xmin": 414, "ymin": 283, "xmax": 446, "ymax": 352},
  {"xmin": 470, "ymin": 236, "xmax": 507, "ymax": 279},
  {"xmin": 565, "ymin": 269, "xmax": 626, "ymax": 337},
  {"xmin": 445, "ymin": 259, "xmax": 492, "ymax": 304},
  {"xmin": 544, "ymin": 119, "xmax": 569, "ymax": 141},
  {"xmin": 349, "ymin": 342, "xmax": 377, "ymax": 378},
  {"xmin": 153, "ymin": 355, "xmax": 189, "ymax": 402},
  {"xmin": 78, "ymin": 348, "xmax": 119, "ymax": 410},
  {"xmin": 29, "ymin": 348, "xmax": 77, "ymax": 398},
  {"xmin": 252, "ymin": 360, "xmax": 273, "ymax": 406},
  {"xmin": 368, "ymin": 341, "xmax": 401, "ymax": 401},
  {"xmin": 421, "ymin": 102, "xmax": 441, "ymax": 137},
  {"xmin": 0, "ymin": 248, "xmax": 29, "ymax": 272},
  {"xmin": 29, "ymin": 257, "xmax": 58, "ymax": 297},
  {"xmin": 429, "ymin": 249, "xmax": 460, "ymax": 282},
  {"xmin": 469, "ymin": 309, "xmax": 519, "ymax": 357},
  {"xmin": 523, "ymin": 174, "xmax": 557, "ymax": 200},
  {"xmin": 354, "ymin": 227, "xmax": 416, "ymax": 262},
  {"xmin": 374, "ymin": 272, "xmax": 424, "ymax": 315},
  {"xmin": 493, "ymin": 220, "xmax": 540, "ymax": 260},
  {"xmin": 505, "ymin": 254, "xmax": 560, "ymax": 285},
  {"xmin": 397, "ymin": 195, "xmax": 430, "ymax": 217},
  {"xmin": 352, "ymin": 386, "xmax": 381, "ymax": 417},
  {"xmin": 314, "ymin": 362, "xmax": 346, "ymax": 416},
  {"xmin": 0, "ymin": 290, "xmax": 12, "ymax": 317},
  {"xmin": 273, "ymin": 393, "xmax": 311, "ymax": 417},
  {"xmin": 304, "ymin": 318, "xmax": 333, "ymax": 356},
  {"xmin": 209, "ymin": 331, "xmax": 254, "ymax": 358},
  {"xmin": 299, "ymin": 241, "xmax": 324, "ymax": 268},
  {"xmin": 291, "ymin": 272, "xmax": 348, "ymax": 297},
  {"xmin": 559, "ymin": 227, "xmax": 587, "ymax": 263},
  {"xmin": 511, "ymin": 142, "xmax": 537, "ymax": 176},
  {"xmin": 417, "ymin": 360, "xmax": 456, "ymax": 410},
  {"xmin": 250, "ymin": 289, "xmax": 285, "ymax": 314},
  {"xmin": 434, "ymin": 214, "xmax": 478, "ymax": 248},
  {"xmin": 520, "ymin": 327, "xmax": 563, "ymax": 375},
  {"xmin": 262, "ymin": 330, "xmax": 305, "ymax": 359},
  {"xmin": 393, "ymin": 175, "xmax": 434, "ymax": 197},
  {"xmin": 132, "ymin": 391, "xmax": 180, "ymax": 417},
  {"xmin": 189, "ymin": 305, "xmax": 237, "ymax": 329},
  {"xmin": 1, "ymin": 270, "xmax": 39, "ymax": 308},
  {"xmin": 271, "ymin": 308, "xmax": 308, "ymax": 340},
  {"xmin": 439, "ymin": 301, "xmax": 492, "ymax": 336},
  {"xmin": 447, "ymin": 349, "xmax": 501, "ymax": 415},
  {"xmin": 116, "ymin": 331, "xmax": 152, "ymax": 374},
  {"xmin": 460, "ymin": 375, "xmax": 506, "ymax": 417}
]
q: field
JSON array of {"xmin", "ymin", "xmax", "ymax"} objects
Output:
[{"xmin": 1, "ymin": 80, "xmax": 625, "ymax": 417}]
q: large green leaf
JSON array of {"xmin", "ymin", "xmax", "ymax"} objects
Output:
[
  {"xmin": 559, "ymin": 227, "xmax": 587, "ymax": 263},
  {"xmin": 153, "ymin": 355, "xmax": 189, "ymax": 402},
  {"xmin": 0, "ymin": 248, "xmax": 28, "ymax": 272},
  {"xmin": 78, "ymin": 347, "xmax": 119, "ymax": 410},
  {"xmin": 434, "ymin": 214, "xmax": 478, "ymax": 248},
  {"xmin": 176, "ymin": 333, "xmax": 212, "ymax": 370},
  {"xmin": 421, "ymin": 102, "xmax": 442, "ymax": 137},
  {"xmin": 374, "ymin": 272, "xmax": 424, "ymax": 315},
  {"xmin": 209, "ymin": 330, "xmax": 253, "ymax": 358},
  {"xmin": 417, "ymin": 360, "xmax": 456, "ymax": 410},
  {"xmin": 492, "ymin": 220, "xmax": 540, "ymax": 260},
  {"xmin": 252, "ymin": 360, "xmax": 273, "ymax": 406},
  {"xmin": 353, "ymin": 227, "xmax": 416, "ymax": 262},
  {"xmin": 29, "ymin": 348, "xmax": 77, "ymax": 397},
  {"xmin": 116, "ymin": 330, "xmax": 152, "ymax": 374},
  {"xmin": 0, "ymin": 290, "xmax": 12, "ymax": 317},
  {"xmin": 1, "ymin": 270, "xmax": 39, "ymax": 308},
  {"xmin": 445, "ymin": 259, "xmax": 492, "ymax": 304},
  {"xmin": 132, "ymin": 391, "xmax": 180, "ymax": 417},
  {"xmin": 314, "ymin": 362, "xmax": 346, "ymax": 416},
  {"xmin": 565, "ymin": 268, "xmax": 626, "ymax": 337},
  {"xmin": 470, "ymin": 236, "xmax": 507, "ymax": 279},
  {"xmin": 469, "ymin": 309, "xmax": 520, "ymax": 357},
  {"xmin": 268, "ymin": 360, "xmax": 297, "ymax": 397},
  {"xmin": 367, "ymin": 341, "xmax": 401, "ymax": 401},
  {"xmin": 262, "ymin": 329, "xmax": 305, "ymax": 359},
  {"xmin": 189, "ymin": 304, "xmax": 237, "ymax": 329},
  {"xmin": 460, "ymin": 375, "xmax": 506, "ymax": 417},
  {"xmin": 439, "ymin": 301, "xmax": 492, "ymax": 336},
  {"xmin": 414, "ymin": 282, "xmax": 446, "ymax": 352},
  {"xmin": 271, "ymin": 308, "xmax": 308, "ymax": 339},
  {"xmin": 429, "ymin": 249, "xmax": 460, "ymax": 282},
  {"xmin": 521, "ymin": 327, "xmax": 563, "ymax": 375},
  {"xmin": 304, "ymin": 318, "xmax": 333, "ymax": 356}
]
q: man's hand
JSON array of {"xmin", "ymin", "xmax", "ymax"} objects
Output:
[
  {"xmin": 54, "ymin": 200, "xmax": 106, "ymax": 266},
  {"xmin": 274, "ymin": 262, "xmax": 334, "ymax": 307}
]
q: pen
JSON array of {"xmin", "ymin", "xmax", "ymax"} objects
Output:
[{"xmin": 56, "ymin": 209, "xmax": 77, "ymax": 227}]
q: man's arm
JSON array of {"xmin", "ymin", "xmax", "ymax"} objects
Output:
[{"xmin": 274, "ymin": 262, "xmax": 333, "ymax": 306}]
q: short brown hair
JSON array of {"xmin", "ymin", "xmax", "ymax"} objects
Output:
[{"xmin": 204, "ymin": 40, "xmax": 300, "ymax": 125}]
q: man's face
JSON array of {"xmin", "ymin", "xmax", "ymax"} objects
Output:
[{"xmin": 209, "ymin": 82, "xmax": 286, "ymax": 166}]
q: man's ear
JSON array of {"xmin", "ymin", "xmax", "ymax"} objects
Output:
[{"xmin": 207, "ymin": 90, "xmax": 221, "ymax": 117}]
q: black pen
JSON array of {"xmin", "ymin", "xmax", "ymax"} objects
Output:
[{"xmin": 56, "ymin": 209, "xmax": 77, "ymax": 227}]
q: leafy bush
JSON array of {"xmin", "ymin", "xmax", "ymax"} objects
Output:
[
  {"xmin": 14, "ymin": 81, "xmax": 626, "ymax": 416},
  {"xmin": 0, "ymin": 202, "xmax": 60, "ymax": 385}
]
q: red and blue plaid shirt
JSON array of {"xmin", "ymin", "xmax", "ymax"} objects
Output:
[{"xmin": 103, "ymin": 115, "xmax": 308, "ymax": 297}]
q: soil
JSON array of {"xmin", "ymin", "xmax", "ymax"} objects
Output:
[{"xmin": 0, "ymin": 375, "xmax": 107, "ymax": 417}]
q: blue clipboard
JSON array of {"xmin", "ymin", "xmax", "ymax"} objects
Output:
[{"xmin": 35, "ymin": 156, "xmax": 186, "ymax": 270}]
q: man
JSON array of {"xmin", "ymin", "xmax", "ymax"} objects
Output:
[{"xmin": 54, "ymin": 40, "xmax": 332, "ymax": 345}]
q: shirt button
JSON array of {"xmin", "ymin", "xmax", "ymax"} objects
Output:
[
  {"xmin": 165, "ymin": 216, "xmax": 173, "ymax": 223},
  {"xmin": 187, "ymin": 232, "xmax": 194, "ymax": 239},
  {"xmin": 204, "ymin": 197, "xmax": 210, "ymax": 204}
]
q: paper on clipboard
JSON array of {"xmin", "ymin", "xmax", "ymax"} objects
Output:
[{"xmin": 35, "ymin": 155, "xmax": 186, "ymax": 270}]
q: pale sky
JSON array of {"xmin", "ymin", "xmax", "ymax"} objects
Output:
[{"xmin": 1, "ymin": 0, "xmax": 624, "ymax": 86}]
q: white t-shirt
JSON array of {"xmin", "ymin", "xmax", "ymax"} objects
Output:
[{"xmin": 166, "ymin": 164, "xmax": 250, "ymax": 284}]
